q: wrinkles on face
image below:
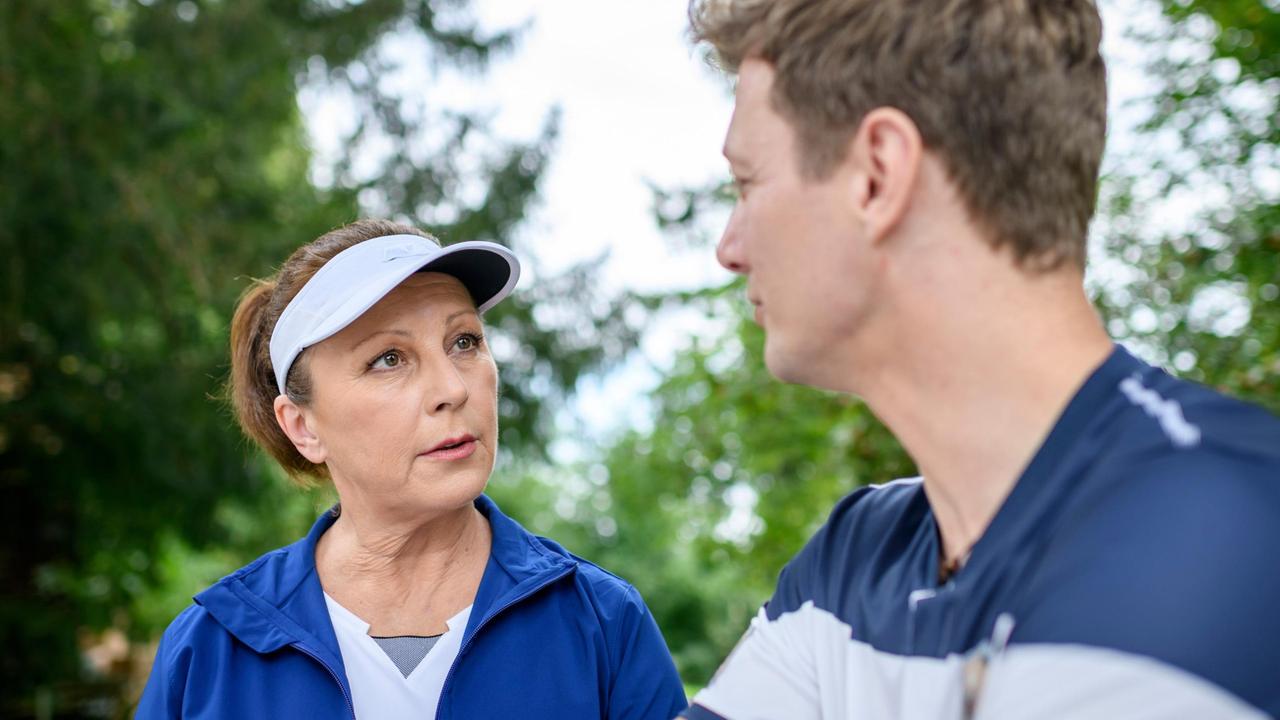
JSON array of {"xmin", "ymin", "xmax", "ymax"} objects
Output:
[{"xmin": 302, "ymin": 272, "xmax": 500, "ymax": 520}]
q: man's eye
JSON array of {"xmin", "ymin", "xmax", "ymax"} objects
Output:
[{"xmin": 370, "ymin": 351, "xmax": 402, "ymax": 369}]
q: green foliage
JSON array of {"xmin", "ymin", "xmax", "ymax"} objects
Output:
[
  {"xmin": 1, "ymin": 1, "xmax": 352, "ymax": 707},
  {"xmin": 2, "ymin": 0, "xmax": 1276, "ymax": 715},
  {"xmin": 1096, "ymin": 0, "xmax": 1279, "ymax": 409},
  {"xmin": 577, "ymin": 0, "xmax": 1280, "ymax": 688},
  {"xmin": 497, "ymin": 284, "xmax": 913, "ymax": 685},
  {"xmin": 590, "ymin": 301, "xmax": 912, "ymax": 684},
  {"xmin": 1160, "ymin": 0, "xmax": 1280, "ymax": 79},
  {"xmin": 0, "ymin": 0, "xmax": 636, "ymax": 714}
]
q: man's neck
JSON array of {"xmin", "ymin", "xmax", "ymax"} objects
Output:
[{"xmin": 852, "ymin": 264, "xmax": 1113, "ymax": 567}]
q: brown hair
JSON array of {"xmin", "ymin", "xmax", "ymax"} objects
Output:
[
  {"xmin": 228, "ymin": 218, "xmax": 432, "ymax": 483},
  {"xmin": 690, "ymin": 0, "xmax": 1107, "ymax": 270}
]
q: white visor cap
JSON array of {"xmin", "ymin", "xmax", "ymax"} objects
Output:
[{"xmin": 267, "ymin": 234, "xmax": 520, "ymax": 395}]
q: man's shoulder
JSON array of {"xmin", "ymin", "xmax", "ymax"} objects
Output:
[
  {"xmin": 1069, "ymin": 368, "xmax": 1280, "ymax": 575},
  {"xmin": 1014, "ymin": 426, "xmax": 1280, "ymax": 713},
  {"xmin": 821, "ymin": 476, "xmax": 929, "ymax": 546},
  {"xmin": 766, "ymin": 478, "xmax": 928, "ymax": 618},
  {"xmin": 1070, "ymin": 364, "xmax": 1280, "ymax": 553},
  {"xmin": 1102, "ymin": 361, "xmax": 1280, "ymax": 462},
  {"xmin": 989, "ymin": 371, "xmax": 1280, "ymax": 716},
  {"xmin": 1028, "ymin": 429, "xmax": 1280, "ymax": 605}
]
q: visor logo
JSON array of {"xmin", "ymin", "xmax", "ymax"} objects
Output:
[{"xmin": 383, "ymin": 243, "xmax": 436, "ymax": 262}]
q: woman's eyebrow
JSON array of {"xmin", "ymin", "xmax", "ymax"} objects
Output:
[
  {"xmin": 348, "ymin": 328, "xmax": 412, "ymax": 352},
  {"xmin": 346, "ymin": 309, "xmax": 478, "ymax": 352},
  {"xmin": 444, "ymin": 309, "xmax": 478, "ymax": 325}
]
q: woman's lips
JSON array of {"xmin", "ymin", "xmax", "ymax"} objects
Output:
[{"xmin": 421, "ymin": 436, "xmax": 478, "ymax": 461}]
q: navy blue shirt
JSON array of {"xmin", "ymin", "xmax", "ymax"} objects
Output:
[{"xmin": 688, "ymin": 346, "xmax": 1280, "ymax": 719}]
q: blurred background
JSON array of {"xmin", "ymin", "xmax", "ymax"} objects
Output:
[{"xmin": 1, "ymin": 0, "xmax": 1276, "ymax": 716}]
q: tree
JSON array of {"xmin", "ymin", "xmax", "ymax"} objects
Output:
[
  {"xmin": 1094, "ymin": 0, "xmax": 1279, "ymax": 409},
  {"xmin": 554, "ymin": 0, "xmax": 1280, "ymax": 687},
  {"xmin": 0, "ymin": 0, "xmax": 637, "ymax": 714}
]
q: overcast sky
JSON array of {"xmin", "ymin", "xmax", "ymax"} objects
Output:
[{"xmin": 303, "ymin": 0, "xmax": 1172, "ymax": 444}]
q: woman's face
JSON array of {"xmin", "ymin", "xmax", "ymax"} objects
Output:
[{"xmin": 285, "ymin": 272, "xmax": 499, "ymax": 520}]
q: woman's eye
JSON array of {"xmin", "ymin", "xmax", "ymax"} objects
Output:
[
  {"xmin": 370, "ymin": 350, "xmax": 402, "ymax": 369},
  {"xmin": 454, "ymin": 333, "xmax": 482, "ymax": 352}
]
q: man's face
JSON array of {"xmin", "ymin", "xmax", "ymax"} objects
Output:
[{"xmin": 717, "ymin": 59, "xmax": 879, "ymax": 387}]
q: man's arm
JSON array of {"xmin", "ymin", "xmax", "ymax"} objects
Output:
[{"xmin": 680, "ymin": 603, "xmax": 822, "ymax": 720}]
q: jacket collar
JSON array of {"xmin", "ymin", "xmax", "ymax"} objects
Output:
[
  {"xmin": 463, "ymin": 494, "xmax": 578, "ymax": 642},
  {"xmin": 194, "ymin": 505, "xmax": 343, "ymax": 664},
  {"xmin": 193, "ymin": 495, "xmax": 577, "ymax": 664}
]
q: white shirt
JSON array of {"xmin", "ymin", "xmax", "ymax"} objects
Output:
[{"xmin": 324, "ymin": 593, "xmax": 472, "ymax": 720}]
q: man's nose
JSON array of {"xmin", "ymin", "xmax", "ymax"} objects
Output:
[{"xmin": 716, "ymin": 207, "xmax": 748, "ymax": 274}]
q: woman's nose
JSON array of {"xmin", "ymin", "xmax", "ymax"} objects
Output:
[{"xmin": 423, "ymin": 357, "xmax": 470, "ymax": 414}]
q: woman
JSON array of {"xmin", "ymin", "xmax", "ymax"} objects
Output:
[{"xmin": 137, "ymin": 220, "xmax": 687, "ymax": 719}]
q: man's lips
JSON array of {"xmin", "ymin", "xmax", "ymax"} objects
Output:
[{"xmin": 422, "ymin": 434, "xmax": 478, "ymax": 460}]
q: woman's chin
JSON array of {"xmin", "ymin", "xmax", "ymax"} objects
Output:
[{"xmin": 400, "ymin": 468, "xmax": 492, "ymax": 511}]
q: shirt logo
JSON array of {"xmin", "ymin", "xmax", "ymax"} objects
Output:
[{"xmin": 1118, "ymin": 374, "xmax": 1202, "ymax": 448}]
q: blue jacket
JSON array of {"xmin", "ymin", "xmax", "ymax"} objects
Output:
[{"xmin": 137, "ymin": 495, "xmax": 687, "ymax": 719}]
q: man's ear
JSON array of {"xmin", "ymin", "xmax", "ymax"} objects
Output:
[
  {"xmin": 274, "ymin": 395, "xmax": 327, "ymax": 464},
  {"xmin": 846, "ymin": 107, "xmax": 923, "ymax": 246}
]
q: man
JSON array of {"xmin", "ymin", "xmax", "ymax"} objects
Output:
[{"xmin": 681, "ymin": 1, "xmax": 1280, "ymax": 718}]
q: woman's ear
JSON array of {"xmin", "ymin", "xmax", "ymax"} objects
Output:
[
  {"xmin": 846, "ymin": 107, "xmax": 923, "ymax": 247},
  {"xmin": 274, "ymin": 395, "xmax": 327, "ymax": 464}
]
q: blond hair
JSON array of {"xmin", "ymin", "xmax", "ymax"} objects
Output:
[{"xmin": 691, "ymin": 0, "xmax": 1107, "ymax": 269}]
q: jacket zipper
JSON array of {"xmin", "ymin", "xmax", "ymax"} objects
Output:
[
  {"xmin": 434, "ymin": 565, "xmax": 576, "ymax": 720},
  {"xmin": 294, "ymin": 642, "xmax": 356, "ymax": 720}
]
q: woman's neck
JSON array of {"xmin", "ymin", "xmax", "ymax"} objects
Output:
[{"xmin": 315, "ymin": 502, "xmax": 491, "ymax": 636}]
